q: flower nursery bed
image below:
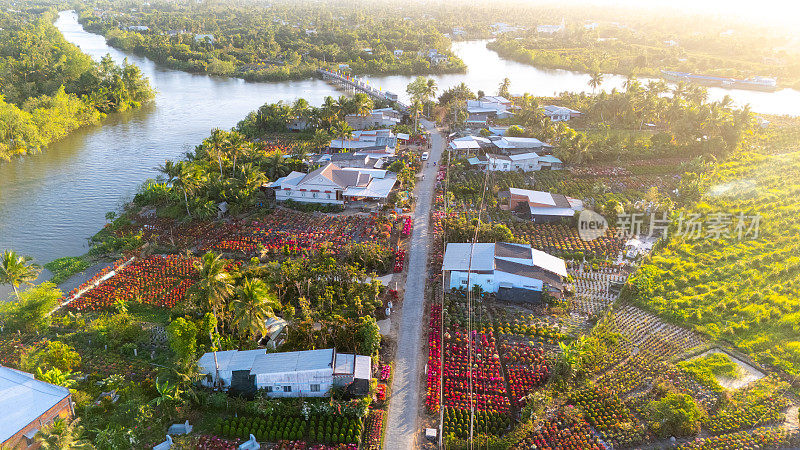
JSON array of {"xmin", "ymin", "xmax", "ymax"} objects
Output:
[
  {"xmin": 64, "ymin": 255, "xmax": 200, "ymax": 311},
  {"xmin": 509, "ymin": 222, "xmax": 624, "ymax": 260},
  {"xmin": 510, "ymin": 411, "xmax": 608, "ymax": 449}
]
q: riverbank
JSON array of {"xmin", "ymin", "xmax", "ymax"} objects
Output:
[{"xmin": 0, "ymin": 11, "xmax": 154, "ymax": 163}]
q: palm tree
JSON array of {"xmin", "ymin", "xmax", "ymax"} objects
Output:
[
  {"xmin": 352, "ymin": 93, "xmax": 374, "ymax": 117},
  {"xmin": 331, "ymin": 120, "xmax": 354, "ymax": 141},
  {"xmin": 206, "ymin": 129, "xmax": 229, "ymax": 178},
  {"xmin": 36, "ymin": 418, "xmax": 94, "ymax": 450},
  {"xmin": 233, "ymin": 277, "xmax": 279, "ymax": 339},
  {"xmin": 412, "ymin": 99, "xmax": 423, "ymax": 132},
  {"xmin": 226, "ymin": 132, "xmax": 248, "ymax": 175},
  {"xmin": 192, "ymin": 251, "xmax": 234, "ymax": 322},
  {"xmin": 311, "ymin": 129, "xmax": 332, "ymax": 150},
  {"xmin": 172, "ymin": 163, "xmax": 206, "ymax": 218},
  {"xmin": 0, "ymin": 250, "xmax": 41, "ymax": 298},
  {"xmin": 292, "ymin": 98, "xmax": 310, "ymax": 120},
  {"xmin": 237, "ymin": 163, "xmax": 267, "ymax": 192},
  {"xmin": 320, "ymin": 96, "xmax": 338, "ymax": 126},
  {"xmin": 423, "ymin": 78, "xmax": 438, "ymax": 115},
  {"xmin": 588, "ymin": 71, "xmax": 604, "ymax": 95},
  {"xmin": 190, "ymin": 251, "xmax": 234, "ymax": 387},
  {"xmin": 497, "ymin": 77, "xmax": 511, "ymax": 98}
]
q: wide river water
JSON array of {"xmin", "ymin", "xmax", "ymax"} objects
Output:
[{"xmin": 2, "ymin": 10, "xmax": 799, "ymax": 269}]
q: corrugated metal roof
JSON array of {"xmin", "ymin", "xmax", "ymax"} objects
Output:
[
  {"xmin": 0, "ymin": 366, "xmax": 71, "ymax": 443},
  {"xmin": 198, "ymin": 349, "xmax": 336, "ymax": 377},
  {"xmin": 354, "ymin": 355, "xmax": 371, "ymax": 380},
  {"xmin": 442, "ymin": 243, "xmax": 496, "ymax": 271}
]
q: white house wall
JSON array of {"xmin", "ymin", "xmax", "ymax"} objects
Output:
[
  {"xmin": 255, "ymin": 368, "xmax": 334, "ymax": 398},
  {"xmin": 276, "ymin": 189, "xmax": 342, "ymax": 204},
  {"xmin": 448, "ymin": 270, "xmax": 543, "ymax": 293}
]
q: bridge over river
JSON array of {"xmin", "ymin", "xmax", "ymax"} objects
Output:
[{"xmin": 318, "ymin": 68, "xmax": 409, "ymax": 111}]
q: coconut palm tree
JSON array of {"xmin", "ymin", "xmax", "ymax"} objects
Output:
[
  {"xmin": 172, "ymin": 163, "xmax": 206, "ymax": 218},
  {"xmin": 191, "ymin": 251, "xmax": 234, "ymax": 330},
  {"xmin": 412, "ymin": 99, "xmax": 423, "ymax": 132},
  {"xmin": 205, "ymin": 129, "xmax": 229, "ymax": 178},
  {"xmin": 423, "ymin": 78, "xmax": 438, "ymax": 115},
  {"xmin": 233, "ymin": 277, "xmax": 279, "ymax": 339},
  {"xmin": 36, "ymin": 418, "xmax": 94, "ymax": 450},
  {"xmin": 311, "ymin": 128, "xmax": 333, "ymax": 150},
  {"xmin": 588, "ymin": 71, "xmax": 604, "ymax": 95},
  {"xmin": 352, "ymin": 93, "xmax": 374, "ymax": 117},
  {"xmin": 331, "ymin": 120, "xmax": 354, "ymax": 141},
  {"xmin": 226, "ymin": 132, "xmax": 248, "ymax": 175},
  {"xmin": 320, "ymin": 96, "xmax": 338, "ymax": 126},
  {"xmin": 292, "ymin": 98, "xmax": 310, "ymax": 120},
  {"xmin": 0, "ymin": 250, "xmax": 41, "ymax": 298},
  {"xmin": 497, "ymin": 77, "xmax": 511, "ymax": 98}
]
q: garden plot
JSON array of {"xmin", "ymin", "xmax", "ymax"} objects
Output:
[
  {"xmin": 689, "ymin": 349, "xmax": 765, "ymax": 390},
  {"xmin": 510, "ymin": 222, "xmax": 624, "ymax": 260},
  {"xmin": 567, "ymin": 265, "xmax": 627, "ymax": 316},
  {"xmin": 612, "ymin": 305, "xmax": 706, "ymax": 358}
]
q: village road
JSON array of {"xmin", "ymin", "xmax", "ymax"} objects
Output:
[{"xmin": 384, "ymin": 120, "xmax": 444, "ymax": 449}]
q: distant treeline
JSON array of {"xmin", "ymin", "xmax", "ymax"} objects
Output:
[{"xmin": 77, "ymin": 0, "xmax": 467, "ymax": 81}]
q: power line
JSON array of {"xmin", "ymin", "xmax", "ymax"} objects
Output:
[{"xmin": 465, "ymin": 149, "xmax": 493, "ymax": 450}]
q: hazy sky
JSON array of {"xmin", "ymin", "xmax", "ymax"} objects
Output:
[{"xmin": 578, "ymin": 0, "xmax": 800, "ymax": 29}]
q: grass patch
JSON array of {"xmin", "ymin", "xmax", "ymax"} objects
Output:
[
  {"xmin": 678, "ymin": 352, "xmax": 739, "ymax": 392},
  {"xmin": 44, "ymin": 255, "xmax": 92, "ymax": 285}
]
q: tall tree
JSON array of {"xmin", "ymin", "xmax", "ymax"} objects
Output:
[
  {"xmin": 0, "ymin": 250, "xmax": 41, "ymax": 297},
  {"xmin": 233, "ymin": 277, "xmax": 279, "ymax": 339},
  {"xmin": 191, "ymin": 251, "xmax": 234, "ymax": 333},
  {"xmin": 498, "ymin": 77, "xmax": 511, "ymax": 98},
  {"xmin": 588, "ymin": 71, "xmax": 604, "ymax": 95}
]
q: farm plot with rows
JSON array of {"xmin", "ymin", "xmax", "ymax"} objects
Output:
[
  {"xmin": 64, "ymin": 255, "xmax": 200, "ymax": 311},
  {"xmin": 509, "ymin": 222, "xmax": 624, "ymax": 260},
  {"xmin": 122, "ymin": 209, "xmax": 392, "ymax": 259},
  {"xmin": 200, "ymin": 210, "xmax": 392, "ymax": 257}
]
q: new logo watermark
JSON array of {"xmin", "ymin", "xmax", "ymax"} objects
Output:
[
  {"xmin": 578, "ymin": 210, "xmax": 608, "ymax": 242},
  {"xmin": 577, "ymin": 209, "xmax": 762, "ymax": 242}
]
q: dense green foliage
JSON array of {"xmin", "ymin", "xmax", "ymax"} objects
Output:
[
  {"xmin": 44, "ymin": 255, "xmax": 92, "ymax": 284},
  {"xmin": 0, "ymin": 282, "xmax": 61, "ymax": 331},
  {"xmin": 79, "ymin": 0, "xmax": 465, "ymax": 80},
  {"xmin": 644, "ymin": 393, "xmax": 705, "ymax": 438},
  {"xmin": 136, "ymin": 128, "xmax": 299, "ymax": 219},
  {"xmin": 498, "ymin": 83, "xmax": 754, "ymax": 165},
  {"xmin": 0, "ymin": 8, "xmax": 153, "ymax": 161},
  {"xmin": 626, "ymin": 151, "xmax": 800, "ymax": 373}
]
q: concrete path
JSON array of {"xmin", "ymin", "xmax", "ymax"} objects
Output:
[{"xmin": 384, "ymin": 120, "xmax": 444, "ymax": 449}]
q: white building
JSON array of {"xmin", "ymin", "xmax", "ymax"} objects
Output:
[
  {"xmin": 194, "ymin": 34, "xmax": 215, "ymax": 44},
  {"xmin": 442, "ymin": 242, "xmax": 567, "ymax": 302},
  {"xmin": 501, "ymin": 188, "xmax": 583, "ymax": 222},
  {"xmin": 198, "ymin": 348, "xmax": 371, "ymax": 397},
  {"xmin": 269, "ymin": 163, "xmax": 397, "ymax": 204},
  {"xmin": 330, "ymin": 129, "xmax": 398, "ymax": 150},
  {"xmin": 1, "ymin": 366, "xmax": 73, "ymax": 449},
  {"xmin": 466, "ymin": 97, "xmax": 515, "ymax": 125},
  {"xmin": 344, "ymin": 108, "xmax": 401, "ymax": 130},
  {"xmin": 452, "ymin": 135, "xmax": 554, "ymax": 156},
  {"xmin": 543, "ymin": 105, "xmax": 582, "ymax": 122},
  {"xmin": 537, "ymin": 24, "xmax": 564, "ymax": 34}
]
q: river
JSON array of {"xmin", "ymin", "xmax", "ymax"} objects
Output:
[{"xmin": 1, "ymin": 10, "xmax": 799, "ymax": 272}]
